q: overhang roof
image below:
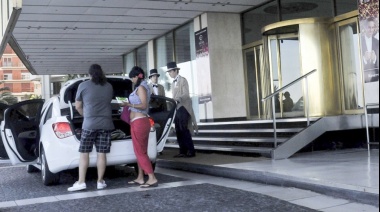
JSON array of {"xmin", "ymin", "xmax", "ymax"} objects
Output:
[{"xmin": 3, "ymin": 0, "xmax": 263, "ymax": 75}]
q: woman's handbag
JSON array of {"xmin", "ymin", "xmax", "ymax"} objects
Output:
[{"xmin": 120, "ymin": 106, "xmax": 131, "ymax": 124}]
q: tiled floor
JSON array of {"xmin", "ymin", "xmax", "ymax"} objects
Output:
[
  {"xmin": 160, "ymin": 168, "xmax": 379, "ymax": 212},
  {"xmin": 160, "ymin": 148, "xmax": 379, "ymax": 195},
  {"xmin": 1, "ymin": 149, "xmax": 379, "ymax": 211},
  {"xmin": 216, "ymin": 149, "xmax": 379, "ymax": 195}
]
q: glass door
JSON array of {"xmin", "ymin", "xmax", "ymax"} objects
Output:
[
  {"xmin": 337, "ymin": 18, "xmax": 364, "ymax": 113},
  {"xmin": 268, "ymin": 34, "xmax": 304, "ymax": 118},
  {"xmin": 244, "ymin": 45, "xmax": 263, "ymax": 119}
]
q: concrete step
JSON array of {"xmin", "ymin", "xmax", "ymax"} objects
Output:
[
  {"xmin": 165, "ymin": 143, "xmax": 273, "ymax": 154},
  {"xmin": 197, "ymin": 128, "xmax": 303, "ymax": 134},
  {"xmin": 167, "ymin": 136, "xmax": 286, "ymax": 144},
  {"xmin": 197, "ymin": 118, "xmax": 319, "ymax": 130}
]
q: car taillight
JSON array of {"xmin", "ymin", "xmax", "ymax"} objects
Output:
[{"xmin": 53, "ymin": 122, "xmax": 73, "ymax": 139}]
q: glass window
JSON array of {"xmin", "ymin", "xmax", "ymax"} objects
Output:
[
  {"xmin": 243, "ymin": 0, "xmax": 278, "ymax": 44},
  {"xmin": 336, "ymin": 0, "xmax": 358, "ymax": 16},
  {"xmin": 3, "ymin": 58, "xmax": 12, "ymax": 67},
  {"xmin": 173, "ymin": 22, "xmax": 198, "ymax": 121},
  {"xmin": 44, "ymin": 104, "xmax": 53, "ymax": 124},
  {"xmin": 244, "ymin": 46, "xmax": 264, "ymax": 118},
  {"xmin": 156, "ymin": 33, "xmax": 174, "ymax": 68},
  {"xmin": 175, "ymin": 23, "xmax": 195, "ymax": 63},
  {"xmin": 21, "ymin": 73, "xmax": 30, "ymax": 80},
  {"xmin": 3, "ymin": 74, "xmax": 12, "ymax": 80},
  {"xmin": 124, "ymin": 52, "xmax": 135, "ymax": 75},
  {"xmin": 136, "ymin": 44, "xmax": 148, "ymax": 74},
  {"xmin": 269, "ymin": 35, "xmax": 303, "ymax": 117},
  {"xmin": 155, "ymin": 33, "xmax": 174, "ymax": 92}
]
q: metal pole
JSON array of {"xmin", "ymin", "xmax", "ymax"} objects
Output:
[
  {"xmin": 272, "ymin": 96, "xmax": 277, "ymax": 148},
  {"xmin": 364, "ymin": 104, "xmax": 370, "ymax": 154},
  {"xmin": 204, "ymin": 103, "xmax": 207, "ymax": 121},
  {"xmin": 305, "ymin": 77, "xmax": 310, "ymax": 126}
]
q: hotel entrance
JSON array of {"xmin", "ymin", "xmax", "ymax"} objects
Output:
[
  {"xmin": 244, "ymin": 44, "xmax": 263, "ymax": 119},
  {"xmin": 244, "ymin": 35, "xmax": 305, "ymax": 120},
  {"xmin": 268, "ymin": 34, "xmax": 304, "ymax": 118}
]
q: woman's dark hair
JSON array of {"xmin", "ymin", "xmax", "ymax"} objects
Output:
[
  {"xmin": 129, "ymin": 66, "xmax": 145, "ymax": 88},
  {"xmin": 89, "ymin": 64, "xmax": 107, "ymax": 85}
]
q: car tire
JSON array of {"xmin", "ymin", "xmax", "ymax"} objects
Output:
[
  {"xmin": 26, "ymin": 164, "xmax": 40, "ymax": 173},
  {"xmin": 41, "ymin": 147, "xmax": 60, "ymax": 186}
]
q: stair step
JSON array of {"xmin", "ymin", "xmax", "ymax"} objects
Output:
[
  {"xmin": 197, "ymin": 118, "xmax": 320, "ymax": 126},
  {"xmin": 165, "ymin": 143, "xmax": 273, "ymax": 154},
  {"xmin": 167, "ymin": 136, "xmax": 286, "ymax": 143},
  {"xmin": 198, "ymin": 128, "xmax": 303, "ymax": 134}
]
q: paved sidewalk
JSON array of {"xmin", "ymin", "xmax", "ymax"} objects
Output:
[{"xmin": 158, "ymin": 148, "xmax": 379, "ymax": 207}]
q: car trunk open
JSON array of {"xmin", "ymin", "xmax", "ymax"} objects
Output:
[{"xmin": 61, "ymin": 78, "xmax": 176, "ymax": 147}]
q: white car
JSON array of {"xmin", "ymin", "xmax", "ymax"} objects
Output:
[{"xmin": 0, "ymin": 77, "xmax": 176, "ymax": 185}]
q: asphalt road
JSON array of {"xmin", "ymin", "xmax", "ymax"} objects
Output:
[{"xmin": 0, "ymin": 162, "xmax": 317, "ymax": 212}]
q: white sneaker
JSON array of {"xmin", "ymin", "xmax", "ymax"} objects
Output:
[
  {"xmin": 68, "ymin": 181, "xmax": 86, "ymax": 192},
  {"xmin": 97, "ymin": 180, "xmax": 107, "ymax": 190}
]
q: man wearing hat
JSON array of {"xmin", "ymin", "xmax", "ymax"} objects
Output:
[
  {"xmin": 148, "ymin": 69, "xmax": 166, "ymax": 113},
  {"xmin": 167, "ymin": 62, "xmax": 198, "ymax": 158},
  {"xmin": 148, "ymin": 69, "xmax": 165, "ymax": 96}
]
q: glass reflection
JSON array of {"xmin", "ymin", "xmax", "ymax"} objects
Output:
[{"xmin": 339, "ymin": 21, "xmax": 364, "ymax": 110}]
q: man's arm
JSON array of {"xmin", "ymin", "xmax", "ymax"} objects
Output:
[
  {"xmin": 75, "ymin": 101, "xmax": 84, "ymax": 116},
  {"xmin": 177, "ymin": 78, "xmax": 190, "ymax": 103}
]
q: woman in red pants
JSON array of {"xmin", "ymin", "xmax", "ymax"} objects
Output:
[{"xmin": 120, "ymin": 66, "xmax": 158, "ymax": 188}]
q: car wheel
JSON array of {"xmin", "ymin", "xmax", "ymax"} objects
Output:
[
  {"xmin": 26, "ymin": 164, "xmax": 40, "ymax": 173},
  {"xmin": 41, "ymin": 147, "xmax": 60, "ymax": 186}
]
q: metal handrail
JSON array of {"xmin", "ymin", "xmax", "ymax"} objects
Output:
[
  {"xmin": 262, "ymin": 69, "xmax": 317, "ymax": 101},
  {"xmin": 364, "ymin": 102, "xmax": 379, "ymax": 154},
  {"xmin": 262, "ymin": 69, "xmax": 317, "ymax": 148}
]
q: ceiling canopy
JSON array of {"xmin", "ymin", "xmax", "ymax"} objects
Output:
[{"xmin": 5, "ymin": 0, "xmax": 262, "ymax": 75}]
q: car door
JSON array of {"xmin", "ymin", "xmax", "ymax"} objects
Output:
[
  {"xmin": 0, "ymin": 103, "xmax": 10, "ymax": 159},
  {"xmin": 148, "ymin": 96, "xmax": 177, "ymax": 152},
  {"xmin": 0, "ymin": 100, "xmax": 45, "ymax": 165}
]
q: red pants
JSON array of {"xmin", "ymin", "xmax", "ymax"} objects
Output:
[{"xmin": 130, "ymin": 117, "xmax": 153, "ymax": 174}]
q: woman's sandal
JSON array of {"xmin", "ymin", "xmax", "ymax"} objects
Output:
[
  {"xmin": 128, "ymin": 180, "xmax": 144, "ymax": 185},
  {"xmin": 140, "ymin": 182, "xmax": 159, "ymax": 188}
]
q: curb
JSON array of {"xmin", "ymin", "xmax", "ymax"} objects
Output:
[{"xmin": 157, "ymin": 159, "xmax": 379, "ymax": 207}]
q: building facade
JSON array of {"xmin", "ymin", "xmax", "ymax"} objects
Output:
[
  {"xmin": 123, "ymin": 0, "xmax": 378, "ymax": 122},
  {"xmin": 0, "ymin": 44, "xmax": 41, "ymax": 102}
]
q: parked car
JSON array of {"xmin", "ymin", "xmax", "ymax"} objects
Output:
[
  {"xmin": 0, "ymin": 77, "xmax": 176, "ymax": 185},
  {"xmin": 0, "ymin": 103, "xmax": 10, "ymax": 159}
]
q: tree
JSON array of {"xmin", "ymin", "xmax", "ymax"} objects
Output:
[
  {"xmin": 65, "ymin": 74, "xmax": 85, "ymax": 82},
  {"xmin": 0, "ymin": 84, "xmax": 18, "ymax": 105},
  {"xmin": 0, "ymin": 91, "xmax": 18, "ymax": 105},
  {"xmin": 24, "ymin": 94, "xmax": 42, "ymax": 100}
]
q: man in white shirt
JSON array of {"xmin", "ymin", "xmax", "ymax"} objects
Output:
[
  {"xmin": 148, "ymin": 69, "xmax": 166, "ymax": 113},
  {"xmin": 166, "ymin": 62, "xmax": 198, "ymax": 158},
  {"xmin": 148, "ymin": 69, "xmax": 165, "ymax": 96}
]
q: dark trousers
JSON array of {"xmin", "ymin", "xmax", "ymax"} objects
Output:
[{"xmin": 174, "ymin": 106, "xmax": 195, "ymax": 155}]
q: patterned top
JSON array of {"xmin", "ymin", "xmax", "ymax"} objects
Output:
[{"xmin": 129, "ymin": 80, "xmax": 151, "ymax": 115}]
